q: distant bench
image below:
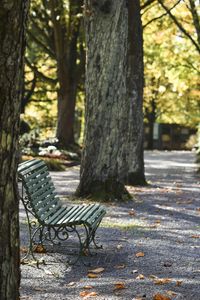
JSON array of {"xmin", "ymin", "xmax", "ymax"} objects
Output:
[{"xmin": 18, "ymin": 159, "xmax": 106, "ymax": 265}]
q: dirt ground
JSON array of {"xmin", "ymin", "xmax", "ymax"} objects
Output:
[{"xmin": 20, "ymin": 151, "xmax": 200, "ymax": 300}]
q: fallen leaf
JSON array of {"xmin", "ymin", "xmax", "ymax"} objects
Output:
[
  {"xmin": 88, "ymin": 267, "xmax": 105, "ymax": 274},
  {"xmin": 128, "ymin": 209, "xmax": 136, "ymax": 216},
  {"xmin": 149, "ymin": 224, "xmax": 158, "ymax": 228},
  {"xmin": 44, "ymin": 269, "xmax": 53, "ymax": 276},
  {"xmin": 113, "ymin": 282, "xmax": 126, "ymax": 290},
  {"xmin": 149, "ymin": 275, "xmax": 158, "ymax": 279},
  {"xmin": 163, "ymin": 262, "xmax": 172, "ymax": 267},
  {"xmin": 20, "ymin": 247, "xmax": 28, "ymax": 253},
  {"xmin": 196, "ymin": 208, "xmax": 200, "ymax": 212},
  {"xmin": 154, "ymin": 278, "xmax": 172, "ymax": 285},
  {"xmin": 135, "ymin": 252, "xmax": 145, "ymax": 257},
  {"xmin": 80, "ymin": 291, "xmax": 98, "ymax": 298},
  {"xmin": 154, "ymin": 220, "xmax": 161, "ymax": 223},
  {"xmin": 153, "ymin": 293, "xmax": 171, "ymax": 300},
  {"xmin": 166, "ymin": 290, "xmax": 177, "ymax": 296},
  {"xmin": 131, "ymin": 269, "xmax": 138, "ymax": 274},
  {"xmin": 115, "ymin": 264, "xmax": 126, "ymax": 269},
  {"xmin": 191, "ymin": 235, "xmax": 200, "ymax": 238},
  {"xmin": 67, "ymin": 282, "xmax": 76, "ymax": 287},
  {"xmin": 116, "ymin": 244, "xmax": 123, "ymax": 250},
  {"xmin": 176, "ymin": 280, "xmax": 183, "ymax": 286},
  {"xmin": 87, "ymin": 273, "xmax": 98, "ymax": 278},
  {"xmin": 33, "ymin": 245, "xmax": 46, "ymax": 253},
  {"xmin": 136, "ymin": 274, "xmax": 145, "ymax": 280},
  {"xmin": 82, "ymin": 286, "xmax": 93, "ymax": 290}
]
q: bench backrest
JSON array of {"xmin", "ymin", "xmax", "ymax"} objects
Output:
[{"xmin": 18, "ymin": 159, "xmax": 62, "ymax": 223}]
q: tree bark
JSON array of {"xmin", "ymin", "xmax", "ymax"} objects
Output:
[
  {"xmin": 0, "ymin": 1, "xmax": 29, "ymax": 299},
  {"xmin": 77, "ymin": 0, "xmax": 145, "ymax": 200},
  {"xmin": 126, "ymin": 0, "xmax": 146, "ymax": 185}
]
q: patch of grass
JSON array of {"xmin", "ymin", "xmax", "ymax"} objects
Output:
[{"xmin": 101, "ymin": 220, "xmax": 145, "ymax": 231}]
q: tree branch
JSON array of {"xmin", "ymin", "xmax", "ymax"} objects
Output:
[
  {"xmin": 25, "ymin": 58, "xmax": 57, "ymax": 85},
  {"xmin": 143, "ymin": 0, "xmax": 182, "ymax": 29},
  {"xmin": 158, "ymin": 0, "xmax": 200, "ymax": 54}
]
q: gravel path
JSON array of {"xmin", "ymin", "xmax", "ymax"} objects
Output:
[{"xmin": 20, "ymin": 151, "xmax": 200, "ymax": 300}]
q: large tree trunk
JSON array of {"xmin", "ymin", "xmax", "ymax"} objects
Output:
[
  {"xmin": 76, "ymin": 0, "xmax": 131, "ymax": 200},
  {"xmin": 126, "ymin": 0, "xmax": 146, "ymax": 185},
  {"xmin": 0, "ymin": 1, "xmax": 29, "ymax": 299},
  {"xmin": 50, "ymin": 0, "xmax": 82, "ymax": 148}
]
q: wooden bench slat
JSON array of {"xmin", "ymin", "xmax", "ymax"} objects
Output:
[
  {"xmin": 25, "ymin": 171, "xmax": 50, "ymax": 187},
  {"xmin": 81, "ymin": 204, "xmax": 101, "ymax": 222},
  {"xmin": 19, "ymin": 160, "xmax": 46, "ymax": 176},
  {"xmin": 52, "ymin": 205, "xmax": 82, "ymax": 225},
  {"xmin": 26, "ymin": 177, "xmax": 53, "ymax": 194},
  {"xmin": 85, "ymin": 207, "xmax": 106, "ymax": 226},
  {"xmin": 45, "ymin": 206, "xmax": 71, "ymax": 224},
  {"xmin": 68, "ymin": 204, "xmax": 96, "ymax": 224}
]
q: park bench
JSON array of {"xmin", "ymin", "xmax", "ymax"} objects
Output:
[{"xmin": 18, "ymin": 159, "xmax": 106, "ymax": 265}]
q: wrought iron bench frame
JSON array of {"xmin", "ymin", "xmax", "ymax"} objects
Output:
[{"xmin": 18, "ymin": 159, "xmax": 106, "ymax": 265}]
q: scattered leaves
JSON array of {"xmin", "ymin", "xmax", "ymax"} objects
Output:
[
  {"xmin": 88, "ymin": 267, "xmax": 105, "ymax": 274},
  {"xmin": 153, "ymin": 293, "xmax": 171, "ymax": 300},
  {"xmin": 113, "ymin": 282, "xmax": 126, "ymax": 290},
  {"xmin": 191, "ymin": 235, "xmax": 200, "ymax": 238},
  {"xmin": 154, "ymin": 278, "xmax": 172, "ymax": 285},
  {"xmin": 135, "ymin": 252, "xmax": 145, "ymax": 257},
  {"xmin": 80, "ymin": 291, "xmax": 98, "ymax": 298}
]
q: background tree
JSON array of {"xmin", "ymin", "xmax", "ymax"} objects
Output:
[
  {"xmin": 24, "ymin": 0, "xmax": 84, "ymax": 148},
  {"xmin": 0, "ymin": 1, "xmax": 29, "ymax": 299}
]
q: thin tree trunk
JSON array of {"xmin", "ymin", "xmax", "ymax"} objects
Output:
[
  {"xmin": 50, "ymin": 0, "xmax": 82, "ymax": 148},
  {"xmin": 126, "ymin": 0, "xmax": 146, "ymax": 185},
  {"xmin": 0, "ymin": 1, "xmax": 29, "ymax": 299},
  {"xmin": 76, "ymin": 0, "xmax": 131, "ymax": 200}
]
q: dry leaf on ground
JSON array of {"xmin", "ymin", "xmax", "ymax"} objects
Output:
[
  {"xmin": 128, "ymin": 209, "xmax": 136, "ymax": 216},
  {"xmin": 87, "ymin": 273, "xmax": 98, "ymax": 278},
  {"xmin": 136, "ymin": 274, "xmax": 145, "ymax": 280},
  {"xmin": 176, "ymin": 280, "xmax": 183, "ymax": 286},
  {"xmin": 191, "ymin": 235, "xmax": 200, "ymax": 238},
  {"xmin": 80, "ymin": 291, "xmax": 98, "ymax": 298},
  {"xmin": 135, "ymin": 252, "xmax": 145, "ymax": 257},
  {"xmin": 88, "ymin": 267, "xmax": 105, "ymax": 274},
  {"xmin": 113, "ymin": 282, "xmax": 126, "ymax": 290},
  {"xmin": 67, "ymin": 282, "xmax": 76, "ymax": 287},
  {"xmin": 33, "ymin": 245, "xmax": 46, "ymax": 253},
  {"xmin": 154, "ymin": 278, "xmax": 172, "ymax": 285},
  {"xmin": 82, "ymin": 286, "xmax": 93, "ymax": 290},
  {"xmin": 115, "ymin": 264, "xmax": 126, "ymax": 269},
  {"xmin": 153, "ymin": 293, "xmax": 171, "ymax": 300},
  {"xmin": 117, "ymin": 244, "xmax": 123, "ymax": 250},
  {"xmin": 166, "ymin": 290, "xmax": 177, "ymax": 296}
]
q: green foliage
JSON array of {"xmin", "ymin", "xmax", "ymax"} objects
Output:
[{"xmin": 142, "ymin": 0, "xmax": 200, "ymax": 128}]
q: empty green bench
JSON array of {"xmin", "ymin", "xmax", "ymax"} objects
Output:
[{"xmin": 18, "ymin": 159, "xmax": 106, "ymax": 265}]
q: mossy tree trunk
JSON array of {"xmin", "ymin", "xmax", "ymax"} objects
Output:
[
  {"xmin": 76, "ymin": 0, "xmax": 145, "ymax": 201},
  {"xmin": 0, "ymin": 1, "xmax": 29, "ymax": 299}
]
